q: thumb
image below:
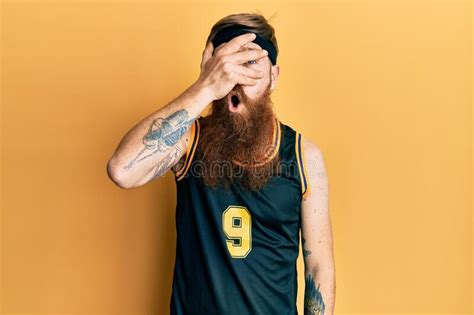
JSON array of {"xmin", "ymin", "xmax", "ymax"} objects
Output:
[{"xmin": 201, "ymin": 40, "xmax": 214, "ymax": 69}]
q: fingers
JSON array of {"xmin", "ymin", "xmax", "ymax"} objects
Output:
[
  {"xmin": 226, "ymin": 48, "xmax": 268, "ymax": 65},
  {"xmin": 234, "ymin": 73, "xmax": 259, "ymax": 86},
  {"xmin": 222, "ymin": 63, "xmax": 264, "ymax": 86},
  {"xmin": 215, "ymin": 32, "xmax": 257, "ymax": 55},
  {"xmin": 226, "ymin": 63, "xmax": 264, "ymax": 79}
]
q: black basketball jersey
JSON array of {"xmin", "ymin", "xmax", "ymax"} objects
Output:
[{"xmin": 170, "ymin": 115, "xmax": 310, "ymax": 315}]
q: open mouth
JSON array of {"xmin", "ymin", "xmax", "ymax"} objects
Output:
[
  {"xmin": 231, "ymin": 94, "xmax": 240, "ymax": 107},
  {"xmin": 227, "ymin": 92, "xmax": 242, "ymax": 112}
]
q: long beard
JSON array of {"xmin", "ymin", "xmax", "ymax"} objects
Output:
[{"xmin": 195, "ymin": 83, "xmax": 281, "ymax": 191}]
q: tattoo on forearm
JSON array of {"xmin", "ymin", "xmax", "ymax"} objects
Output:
[
  {"xmin": 123, "ymin": 109, "xmax": 194, "ymax": 171},
  {"xmin": 302, "ymin": 237, "xmax": 312, "ymax": 257},
  {"xmin": 304, "ymin": 274, "xmax": 325, "ymax": 315},
  {"xmin": 151, "ymin": 145, "xmax": 184, "ymax": 179}
]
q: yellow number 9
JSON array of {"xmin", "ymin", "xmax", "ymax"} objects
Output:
[{"xmin": 222, "ymin": 206, "xmax": 252, "ymax": 258}]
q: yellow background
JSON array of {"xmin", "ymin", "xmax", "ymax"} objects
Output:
[{"xmin": 1, "ymin": 0, "xmax": 472, "ymax": 314}]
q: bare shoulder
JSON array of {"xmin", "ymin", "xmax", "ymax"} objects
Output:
[
  {"xmin": 301, "ymin": 136, "xmax": 328, "ymax": 201},
  {"xmin": 303, "ymin": 137, "xmax": 323, "ymax": 161}
]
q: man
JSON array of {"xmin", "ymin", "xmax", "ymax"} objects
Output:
[{"xmin": 107, "ymin": 13, "xmax": 335, "ymax": 315}]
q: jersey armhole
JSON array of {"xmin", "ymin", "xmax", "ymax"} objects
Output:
[
  {"xmin": 174, "ymin": 118, "xmax": 200, "ymax": 181},
  {"xmin": 295, "ymin": 132, "xmax": 311, "ymax": 199}
]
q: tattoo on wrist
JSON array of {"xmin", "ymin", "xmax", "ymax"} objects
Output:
[{"xmin": 123, "ymin": 109, "xmax": 193, "ymax": 171}]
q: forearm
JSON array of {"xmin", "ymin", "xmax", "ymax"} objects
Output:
[
  {"xmin": 304, "ymin": 264, "xmax": 335, "ymax": 315},
  {"xmin": 107, "ymin": 81, "xmax": 212, "ymax": 187}
]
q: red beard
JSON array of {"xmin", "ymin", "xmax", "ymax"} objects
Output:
[{"xmin": 194, "ymin": 83, "xmax": 281, "ymax": 191}]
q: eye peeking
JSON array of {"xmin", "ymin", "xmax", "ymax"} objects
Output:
[{"xmin": 247, "ymin": 60, "xmax": 257, "ymax": 65}]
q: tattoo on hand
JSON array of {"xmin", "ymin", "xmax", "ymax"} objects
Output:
[
  {"xmin": 123, "ymin": 109, "xmax": 193, "ymax": 171},
  {"xmin": 304, "ymin": 274, "xmax": 325, "ymax": 315}
]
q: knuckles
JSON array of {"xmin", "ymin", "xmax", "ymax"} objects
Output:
[
  {"xmin": 219, "ymin": 55, "xmax": 230, "ymax": 64},
  {"xmin": 222, "ymin": 62, "xmax": 231, "ymax": 72}
]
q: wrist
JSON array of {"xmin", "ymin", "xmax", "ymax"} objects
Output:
[{"xmin": 190, "ymin": 79, "xmax": 215, "ymax": 105}]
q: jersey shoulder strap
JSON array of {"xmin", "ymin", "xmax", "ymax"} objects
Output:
[
  {"xmin": 174, "ymin": 116, "xmax": 201, "ymax": 181},
  {"xmin": 294, "ymin": 130, "xmax": 311, "ymax": 199}
]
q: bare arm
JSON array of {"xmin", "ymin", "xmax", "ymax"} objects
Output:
[
  {"xmin": 106, "ymin": 83, "xmax": 211, "ymax": 189},
  {"xmin": 106, "ymin": 32, "xmax": 268, "ymax": 189},
  {"xmin": 300, "ymin": 137, "xmax": 335, "ymax": 315}
]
